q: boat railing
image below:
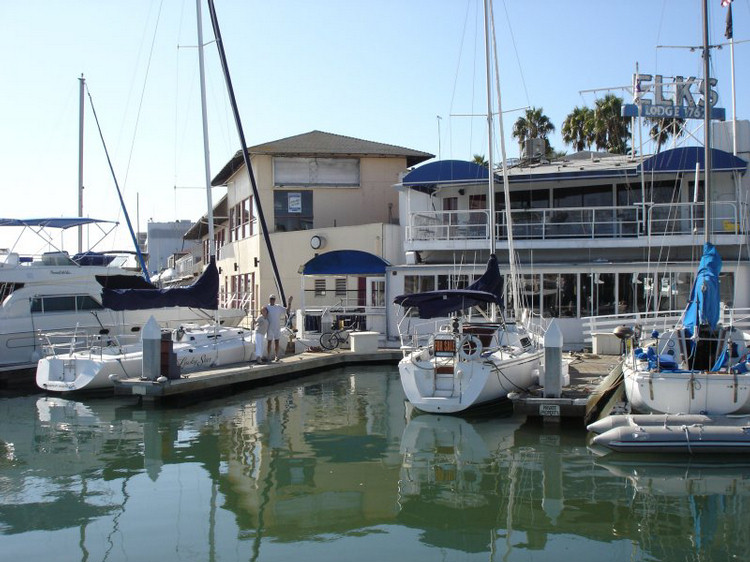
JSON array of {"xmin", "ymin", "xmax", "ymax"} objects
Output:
[
  {"xmin": 39, "ymin": 330, "xmax": 143, "ymax": 359},
  {"xmin": 396, "ymin": 317, "xmax": 453, "ymax": 354}
]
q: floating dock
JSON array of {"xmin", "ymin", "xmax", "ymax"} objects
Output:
[
  {"xmin": 510, "ymin": 353, "xmax": 623, "ymax": 424},
  {"xmin": 113, "ymin": 348, "xmax": 401, "ymax": 402}
]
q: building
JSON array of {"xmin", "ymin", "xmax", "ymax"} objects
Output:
[
  {"xmin": 145, "ymin": 220, "xmax": 197, "ymax": 275},
  {"xmin": 184, "ymin": 130, "xmax": 432, "ymax": 324},
  {"xmin": 387, "ymin": 121, "xmax": 750, "ymax": 349}
]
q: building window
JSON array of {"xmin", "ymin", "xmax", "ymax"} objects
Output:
[
  {"xmin": 227, "ymin": 273, "xmax": 253, "ymax": 311},
  {"xmin": 274, "ymin": 191, "xmax": 313, "ymax": 232},
  {"xmin": 229, "ymin": 197, "xmax": 253, "ymax": 242},
  {"xmin": 274, "ymin": 157, "xmax": 360, "ymax": 187},
  {"xmin": 335, "ymin": 278, "xmax": 347, "ymax": 297},
  {"xmin": 404, "ymin": 275, "xmax": 435, "ymax": 294},
  {"xmin": 314, "ymin": 279, "xmax": 326, "ymax": 296}
]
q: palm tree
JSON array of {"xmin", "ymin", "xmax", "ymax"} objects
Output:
[
  {"xmin": 592, "ymin": 94, "xmax": 630, "ymax": 154},
  {"xmin": 473, "ymin": 154, "xmax": 488, "ymax": 167},
  {"xmin": 645, "ymin": 117, "xmax": 686, "ymax": 152},
  {"xmin": 561, "ymin": 106, "xmax": 594, "ymax": 152},
  {"xmin": 512, "ymin": 107, "xmax": 555, "ymax": 155}
]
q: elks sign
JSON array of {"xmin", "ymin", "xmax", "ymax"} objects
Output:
[{"xmin": 622, "ymin": 73, "xmax": 726, "ymax": 120}]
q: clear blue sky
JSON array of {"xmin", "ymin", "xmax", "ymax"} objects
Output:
[{"xmin": 1, "ymin": 0, "xmax": 747, "ymax": 254}]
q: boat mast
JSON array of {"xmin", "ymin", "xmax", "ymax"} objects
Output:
[
  {"xmin": 195, "ymin": 0, "xmax": 215, "ymax": 261},
  {"xmin": 484, "ymin": 0, "xmax": 520, "ymax": 319},
  {"xmin": 78, "ymin": 74, "xmax": 85, "ymax": 254},
  {"xmin": 483, "ymin": 0, "xmax": 496, "ymax": 258},
  {"xmin": 206, "ymin": 0, "xmax": 287, "ymax": 307},
  {"xmin": 702, "ymin": 0, "xmax": 712, "ymax": 246}
]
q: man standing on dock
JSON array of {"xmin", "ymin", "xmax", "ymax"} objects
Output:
[{"xmin": 266, "ymin": 294, "xmax": 292, "ymax": 362}]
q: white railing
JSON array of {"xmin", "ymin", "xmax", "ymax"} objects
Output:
[
  {"xmin": 583, "ymin": 305, "xmax": 750, "ymax": 348},
  {"xmin": 406, "ymin": 202, "xmax": 743, "ymax": 243},
  {"xmin": 38, "ymin": 330, "xmax": 143, "ymax": 359}
]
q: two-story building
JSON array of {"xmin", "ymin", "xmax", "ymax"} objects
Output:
[
  {"xmin": 184, "ymin": 130, "xmax": 432, "ymax": 329},
  {"xmin": 387, "ymin": 121, "xmax": 750, "ymax": 349}
]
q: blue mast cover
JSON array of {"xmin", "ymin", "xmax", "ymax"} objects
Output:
[
  {"xmin": 102, "ymin": 259, "xmax": 219, "ymax": 311},
  {"xmin": 394, "ymin": 254, "xmax": 503, "ymax": 319},
  {"xmin": 683, "ymin": 242, "xmax": 722, "ymax": 334}
]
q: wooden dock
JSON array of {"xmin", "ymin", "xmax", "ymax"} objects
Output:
[
  {"xmin": 113, "ymin": 349, "xmax": 401, "ymax": 402},
  {"xmin": 510, "ymin": 353, "xmax": 623, "ymax": 424}
]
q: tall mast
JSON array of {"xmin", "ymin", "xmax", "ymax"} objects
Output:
[
  {"xmin": 702, "ymin": 0, "xmax": 712, "ymax": 246},
  {"xmin": 195, "ymin": 0, "xmax": 215, "ymax": 261},
  {"xmin": 484, "ymin": 0, "xmax": 520, "ymax": 317},
  {"xmin": 483, "ymin": 0, "xmax": 496, "ymax": 257},
  {"xmin": 77, "ymin": 74, "xmax": 85, "ymax": 253}
]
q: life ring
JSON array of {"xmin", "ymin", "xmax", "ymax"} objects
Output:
[{"xmin": 458, "ymin": 335, "xmax": 483, "ymax": 360}]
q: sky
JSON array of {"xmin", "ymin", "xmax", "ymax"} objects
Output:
[{"xmin": 1, "ymin": 0, "xmax": 748, "ymax": 255}]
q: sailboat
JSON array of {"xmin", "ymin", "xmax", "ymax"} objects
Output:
[
  {"xmin": 36, "ymin": 0, "xmax": 288, "ymax": 393},
  {"xmin": 393, "ymin": 0, "xmax": 544, "ymax": 414},
  {"xmin": 617, "ymin": 0, "xmax": 750, "ymax": 416}
]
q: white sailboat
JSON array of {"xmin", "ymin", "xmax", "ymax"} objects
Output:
[
  {"xmin": 617, "ymin": 0, "xmax": 750, "ymax": 416},
  {"xmin": 393, "ymin": 0, "xmax": 544, "ymax": 414},
  {"xmin": 36, "ymin": 0, "xmax": 288, "ymax": 393}
]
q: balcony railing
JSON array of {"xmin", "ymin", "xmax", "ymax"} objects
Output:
[{"xmin": 405, "ymin": 202, "xmax": 743, "ymax": 243}]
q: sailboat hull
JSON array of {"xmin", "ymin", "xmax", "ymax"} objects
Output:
[
  {"xmin": 35, "ymin": 325, "xmax": 271, "ymax": 393},
  {"xmin": 399, "ymin": 342, "xmax": 542, "ymax": 414},
  {"xmin": 623, "ymin": 363, "xmax": 750, "ymax": 415}
]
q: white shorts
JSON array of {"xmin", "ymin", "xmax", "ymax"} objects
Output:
[{"xmin": 267, "ymin": 326, "xmax": 282, "ymax": 340}]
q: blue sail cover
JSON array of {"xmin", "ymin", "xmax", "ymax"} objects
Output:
[
  {"xmin": 102, "ymin": 259, "xmax": 219, "ymax": 311},
  {"xmin": 394, "ymin": 254, "xmax": 503, "ymax": 319},
  {"xmin": 683, "ymin": 243, "xmax": 722, "ymax": 335}
]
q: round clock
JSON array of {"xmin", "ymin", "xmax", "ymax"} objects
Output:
[{"xmin": 310, "ymin": 235, "xmax": 325, "ymax": 250}]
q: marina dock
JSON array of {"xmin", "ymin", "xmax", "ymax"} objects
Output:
[
  {"xmin": 510, "ymin": 353, "xmax": 623, "ymax": 424},
  {"xmin": 112, "ymin": 348, "xmax": 401, "ymax": 401},
  {"xmin": 109, "ymin": 346, "xmax": 621, "ymax": 418}
]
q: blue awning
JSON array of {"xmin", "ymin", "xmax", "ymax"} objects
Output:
[
  {"xmin": 402, "ymin": 160, "xmax": 492, "ymax": 193},
  {"xmin": 0, "ymin": 218, "xmax": 116, "ymax": 229},
  {"xmin": 638, "ymin": 147, "xmax": 747, "ymax": 174},
  {"xmin": 301, "ymin": 250, "xmax": 390, "ymax": 275}
]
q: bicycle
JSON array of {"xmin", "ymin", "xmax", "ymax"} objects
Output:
[{"xmin": 319, "ymin": 320, "xmax": 358, "ymax": 350}]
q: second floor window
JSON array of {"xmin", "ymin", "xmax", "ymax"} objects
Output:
[
  {"xmin": 275, "ymin": 191, "xmax": 313, "ymax": 232},
  {"xmin": 229, "ymin": 197, "xmax": 253, "ymax": 242}
]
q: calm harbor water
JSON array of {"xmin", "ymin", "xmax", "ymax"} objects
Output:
[{"xmin": 1, "ymin": 365, "xmax": 749, "ymax": 562}]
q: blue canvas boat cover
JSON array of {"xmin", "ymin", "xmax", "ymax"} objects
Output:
[
  {"xmin": 301, "ymin": 250, "xmax": 390, "ymax": 275},
  {"xmin": 102, "ymin": 259, "xmax": 218, "ymax": 311},
  {"xmin": 683, "ymin": 242, "xmax": 722, "ymax": 335},
  {"xmin": 394, "ymin": 254, "xmax": 503, "ymax": 318}
]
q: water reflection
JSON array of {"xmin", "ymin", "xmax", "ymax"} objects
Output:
[{"xmin": 0, "ymin": 368, "xmax": 749, "ymax": 562}]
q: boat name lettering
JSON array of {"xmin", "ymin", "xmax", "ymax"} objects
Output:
[
  {"xmin": 178, "ymin": 354, "xmax": 214, "ymax": 368},
  {"xmin": 50, "ymin": 270, "xmax": 72, "ymax": 275}
]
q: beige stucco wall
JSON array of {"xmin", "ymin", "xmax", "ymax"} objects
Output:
[{"xmin": 217, "ymin": 152, "xmax": 411, "ymax": 320}]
